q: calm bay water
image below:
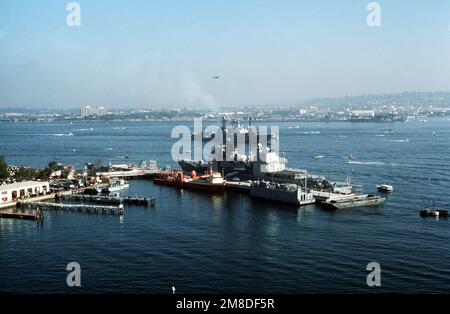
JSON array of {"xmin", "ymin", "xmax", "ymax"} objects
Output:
[{"xmin": 0, "ymin": 119, "xmax": 449, "ymax": 293}]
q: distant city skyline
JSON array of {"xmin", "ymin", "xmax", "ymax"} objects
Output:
[
  {"xmin": 0, "ymin": 0, "xmax": 449, "ymax": 109},
  {"xmin": 0, "ymin": 90, "xmax": 449, "ymax": 112}
]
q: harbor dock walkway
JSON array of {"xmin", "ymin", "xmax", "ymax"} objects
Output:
[{"xmin": 19, "ymin": 201, "xmax": 124, "ymax": 215}]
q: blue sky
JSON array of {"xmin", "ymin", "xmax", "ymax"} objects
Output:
[{"xmin": 0, "ymin": 0, "xmax": 449, "ymax": 109}]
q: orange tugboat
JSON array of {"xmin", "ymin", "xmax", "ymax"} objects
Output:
[{"xmin": 153, "ymin": 168, "xmax": 226, "ymax": 192}]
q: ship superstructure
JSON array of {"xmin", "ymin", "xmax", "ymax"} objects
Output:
[{"xmin": 179, "ymin": 117, "xmax": 351, "ymax": 193}]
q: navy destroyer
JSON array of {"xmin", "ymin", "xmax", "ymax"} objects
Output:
[{"xmin": 179, "ymin": 117, "xmax": 351, "ymax": 193}]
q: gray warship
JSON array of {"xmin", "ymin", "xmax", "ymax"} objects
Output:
[{"xmin": 179, "ymin": 117, "xmax": 350, "ymax": 193}]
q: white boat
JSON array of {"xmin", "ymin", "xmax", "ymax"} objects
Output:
[
  {"xmin": 346, "ymin": 154, "xmax": 354, "ymax": 164},
  {"xmin": 377, "ymin": 184, "xmax": 394, "ymax": 192},
  {"xmin": 314, "ymin": 155, "xmax": 324, "ymax": 159},
  {"xmin": 103, "ymin": 179, "xmax": 129, "ymax": 193}
]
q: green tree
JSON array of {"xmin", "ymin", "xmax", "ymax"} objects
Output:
[
  {"xmin": 85, "ymin": 163, "xmax": 97, "ymax": 177},
  {"xmin": 0, "ymin": 155, "xmax": 9, "ymax": 180},
  {"xmin": 15, "ymin": 167, "xmax": 39, "ymax": 181},
  {"xmin": 48, "ymin": 160, "xmax": 61, "ymax": 171},
  {"xmin": 37, "ymin": 168, "xmax": 52, "ymax": 181}
]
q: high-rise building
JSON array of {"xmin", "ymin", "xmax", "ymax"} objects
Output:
[
  {"xmin": 80, "ymin": 106, "xmax": 92, "ymax": 118},
  {"xmin": 80, "ymin": 106, "xmax": 107, "ymax": 118},
  {"xmin": 97, "ymin": 107, "xmax": 107, "ymax": 116}
]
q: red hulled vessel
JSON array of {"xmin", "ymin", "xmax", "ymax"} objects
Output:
[{"xmin": 153, "ymin": 169, "xmax": 226, "ymax": 192}]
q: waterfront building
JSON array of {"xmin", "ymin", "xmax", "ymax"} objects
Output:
[{"xmin": 0, "ymin": 181, "xmax": 50, "ymax": 206}]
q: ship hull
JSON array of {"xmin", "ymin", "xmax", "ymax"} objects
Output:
[
  {"xmin": 249, "ymin": 185, "xmax": 315, "ymax": 206},
  {"xmin": 178, "ymin": 160, "xmax": 252, "ymax": 176},
  {"xmin": 250, "ymin": 187, "xmax": 300, "ymax": 205},
  {"xmin": 154, "ymin": 173, "xmax": 225, "ymax": 192},
  {"xmin": 153, "ymin": 178, "xmax": 181, "ymax": 188},
  {"xmin": 184, "ymin": 182, "xmax": 225, "ymax": 192}
]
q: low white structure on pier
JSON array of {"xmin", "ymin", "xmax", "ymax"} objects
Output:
[{"xmin": 0, "ymin": 181, "xmax": 50, "ymax": 206}]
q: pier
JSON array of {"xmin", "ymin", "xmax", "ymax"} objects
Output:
[
  {"xmin": 56, "ymin": 194, "xmax": 155, "ymax": 207},
  {"xmin": 57, "ymin": 193, "xmax": 122, "ymax": 205},
  {"xmin": 0, "ymin": 208, "xmax": 44, "ymax": 221},
  {"xmin": 123, "ymin": 196, "xmax": 155, "ymax": 207},
  {"xmin": 97, "ymin": 168, "xmax": 161, "ymax": 180},
  {"xmin": 19, "ymin": 201, "xmax": 124, "ymax": 215}
]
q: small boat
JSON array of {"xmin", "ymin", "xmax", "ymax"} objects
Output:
[
  {"xmin": 377, "ymin": 184, "xmax": 394, "ymax": 192},
  {"xmin": 314, "ymin": 155, "xmax": 324, "ymax": 159},
  {"xmin": 346, "ymin": 154, "xmax": 354, "ymax": 164},
  {"xmin": 102, "ymin": 179, "xmax": 129, "ymax": 193},
  {"xmin": 184, "ymin": 171, "xmax": 226, "ymax": 192},
  {"xmin": 420, "ymin": 209, "xmax": 448, "ymax": 218}
]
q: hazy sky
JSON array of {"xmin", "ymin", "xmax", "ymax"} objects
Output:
[{"xmin": 0, "ymin": 0, "xmax": 449, "ymax": 109}]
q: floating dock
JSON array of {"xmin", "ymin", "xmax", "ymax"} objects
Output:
[
  {"xmin": 123, "ymin": 196, "xmax": 155, "ymax": 207},
  {"xmin": 319, "ymin": 194, "xmax": 385, "ymax": 210},
  {"xmin": 0, "ymin": 209, "xmax": 43, "ymax": 221},
  {"xmin": 19, "ymin": 201, "xmax": 124, "ymax": 215},
  {"xmin": 56, "ymin": 194, "xmax": 155, "ymax": 207},
  {"xmin": 57, "ymin": 193, "xmax": 121, "ymax": 205}
]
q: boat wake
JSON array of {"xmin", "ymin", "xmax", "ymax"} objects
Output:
[
  {"xmin": 72, "ymin": 128, "xmax": 94, "ymax": 132},
  {"xmin": 385, "ymin": 139, "xmax": 409, "ymax": 143},
  {"xmin": 52, "ymin": 133, "xmax": 74, "ymax": 137},
  {"xmin": 29, "ymin": 133, "xmax": 75, "ymax": 137},
  {"xmin": 346, "ymin": 160, "xmax": 385, "ymax": 166}
]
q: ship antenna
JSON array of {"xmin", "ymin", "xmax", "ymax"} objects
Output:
[{"xmin": 305, "ymin": 174, "xmax": 307, "ymax": 193}]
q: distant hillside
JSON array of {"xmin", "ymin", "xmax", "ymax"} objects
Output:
[{"xmin": 299, "ymin": 91, "xmax": 450, "ymax": 109}]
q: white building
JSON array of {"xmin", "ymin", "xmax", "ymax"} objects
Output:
[
  {"xmin": 0, "ymin": 181, "xmax": 50, "ymax": 206},
  {"xmin": 350, "ymin": 110, "xmax": 375, "ymax": 118},
  {"xmin": 97, "ymin": 106, "xmax": 107, "ymax": 116},
  {"xmin": 80, "ymin": 106, "xmax": 93, "ymax": 118},
  {"xmin": 80, "ymin": 106, "xmax": 108, "ymax": 118}
]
